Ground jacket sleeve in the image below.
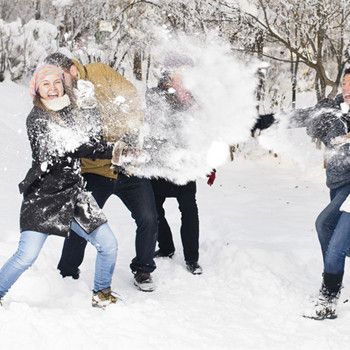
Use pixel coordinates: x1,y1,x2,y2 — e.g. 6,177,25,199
19,113,55,195
288,98,336,128
28,110,112,165
288,108,313,128
71,138,113,160
97,65,144,145
109,74,144,145
27,113,56,165
306,109,346,147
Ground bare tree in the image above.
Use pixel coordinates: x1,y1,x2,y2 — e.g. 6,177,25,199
222,0,350,101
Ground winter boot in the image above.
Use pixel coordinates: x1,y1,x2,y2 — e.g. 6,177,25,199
60,268,80,280
133,271,155,292
186,261,203,275
92,287,118,308
304,272,342,320
154,249,174,259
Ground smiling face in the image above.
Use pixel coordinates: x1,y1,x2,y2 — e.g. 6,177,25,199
342,74,350,105
37,74,64,100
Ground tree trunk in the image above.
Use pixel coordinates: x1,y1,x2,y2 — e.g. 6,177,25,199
146,52,151,85
327,66,345,99
35,0,41,20
291,54,299,109
315,71,327,102
255,30,264,113
133,50,142,81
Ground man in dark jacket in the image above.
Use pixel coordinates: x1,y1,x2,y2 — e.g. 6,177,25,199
302,68,350,320
147,63,203,275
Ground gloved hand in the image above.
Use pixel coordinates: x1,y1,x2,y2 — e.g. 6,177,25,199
206,169,216,186
112,141,150,166
74,80,97,109
111,141,128,166
120,148,150,165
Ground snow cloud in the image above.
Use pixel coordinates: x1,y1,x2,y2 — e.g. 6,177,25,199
257,113,323,170
129,31,259,184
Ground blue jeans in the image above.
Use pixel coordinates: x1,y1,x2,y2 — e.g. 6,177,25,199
58,173,157,275
0,221,117,298
316,183,350,275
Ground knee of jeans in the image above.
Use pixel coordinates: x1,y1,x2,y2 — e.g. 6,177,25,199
325,243,346,261
138,209,158,228
324,253,345,275
315,214,329,238
95,233,118,256
14,248,40,269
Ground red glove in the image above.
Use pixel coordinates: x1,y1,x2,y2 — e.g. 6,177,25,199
206,169,216,186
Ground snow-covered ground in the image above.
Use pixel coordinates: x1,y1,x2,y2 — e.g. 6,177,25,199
1,81,350,349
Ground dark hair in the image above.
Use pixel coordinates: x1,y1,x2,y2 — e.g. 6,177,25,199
343,68,350,77
45,53,73,71
158,71,172,90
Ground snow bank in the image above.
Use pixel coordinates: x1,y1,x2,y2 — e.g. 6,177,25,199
131,32,259,184
1,71,349,350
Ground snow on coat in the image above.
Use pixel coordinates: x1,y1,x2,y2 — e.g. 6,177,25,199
131,84,196,184
19,104,113,237
305,94,350,190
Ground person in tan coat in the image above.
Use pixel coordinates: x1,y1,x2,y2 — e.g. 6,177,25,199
45,53,157,292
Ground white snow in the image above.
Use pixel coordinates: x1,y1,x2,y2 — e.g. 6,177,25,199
131,33,259,184
52,0,74,7
1,82,350,350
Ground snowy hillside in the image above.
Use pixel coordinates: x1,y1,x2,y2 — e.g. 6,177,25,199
1,81,350,349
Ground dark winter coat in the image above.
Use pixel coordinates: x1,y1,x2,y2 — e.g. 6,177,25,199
19,104,113,237
305,94,350,189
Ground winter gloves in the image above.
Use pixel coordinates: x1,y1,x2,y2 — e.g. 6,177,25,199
111,141,128,166
75,80,97,109
206,169,216,186
111,141,150,167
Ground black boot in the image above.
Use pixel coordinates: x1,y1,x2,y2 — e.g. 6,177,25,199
154,249,174,258
186,261,203,275
305,272,343,320
133,271,155,292
59,268,80,280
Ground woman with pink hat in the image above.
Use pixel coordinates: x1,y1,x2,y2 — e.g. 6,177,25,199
0,64,119,308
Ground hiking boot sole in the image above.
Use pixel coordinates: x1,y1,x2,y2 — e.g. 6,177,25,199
133,281,154,292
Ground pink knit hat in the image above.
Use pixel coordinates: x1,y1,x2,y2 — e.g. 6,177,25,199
29,64,65,99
